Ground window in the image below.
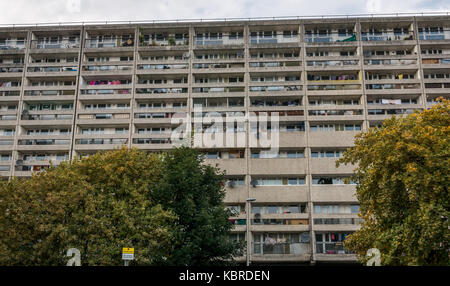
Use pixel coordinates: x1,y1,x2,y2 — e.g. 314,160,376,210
311,150,342,158
316,233,353,254
312,176,355,185
253,177,305,186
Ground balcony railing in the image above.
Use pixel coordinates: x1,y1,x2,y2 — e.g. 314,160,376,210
366,83,420,90
307,84,361,91
27,66,77,73
195,35,244,46
364,59,417,66
422,58,450,65
22,114,73,120
193,63,244,69
82,65,133,72
140,34,188,47
31,39,80,49
78,113,130,120
249,61,301,68
0,40,26,50
250,33,299,44
253,242,310,255
85,37,134,48
18,139,70,145
24,90,75,97
76,138,128,145
0,115,17,120
305,33,356,43
307,60,359,67
316,242,354,254
0,67,24,73
249,85,302,92
80,89,131,96
368,108,417,115
133,138,172,144
136,87,188,94
418,29,450,40
361,31,414,41
0,91,20,97
138,64,189,70
309,110,362,116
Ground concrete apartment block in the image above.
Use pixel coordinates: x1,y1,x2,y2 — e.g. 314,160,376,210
0,14,449,264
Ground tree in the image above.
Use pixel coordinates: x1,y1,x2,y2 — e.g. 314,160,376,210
0,147,176,265
336,98,450,265
150,146,243,266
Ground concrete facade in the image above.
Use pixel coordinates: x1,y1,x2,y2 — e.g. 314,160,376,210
1,15,449,264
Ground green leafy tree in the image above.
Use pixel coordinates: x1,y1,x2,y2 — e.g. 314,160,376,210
0,147,176,265
151,146,243,266
337,98,450,265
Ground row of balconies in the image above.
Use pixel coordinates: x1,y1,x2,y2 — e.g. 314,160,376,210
2,27,448,51
1,60,448,80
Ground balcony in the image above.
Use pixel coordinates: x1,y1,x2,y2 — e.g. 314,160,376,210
131,137,173,150
31,38,80,50
249,84,302,97
366,83,421,95
78,92,131,105
418,28,450,42
20,113,73,126
250,31,299,47
315,241,356,261
0,39,26,51
249,61,301,72
204,158,246,174
85,37,134,49
17,139,71,151
306,59,359,71
82,64,133,75
308,109,364,122
195,32,244,47
422,57,450,68
139,32,189,49
137,63,189,74
0,114,17,126
75,138,128,151
192,62,244,73
26,66,78,77
305,32,357,44
0,139,13,151
361,31,415,44
364,58,418,70
77,113,130,125
23,89,75,101
0,67,24,77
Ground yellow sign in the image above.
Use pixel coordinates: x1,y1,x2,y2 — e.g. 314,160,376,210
122,248,134,254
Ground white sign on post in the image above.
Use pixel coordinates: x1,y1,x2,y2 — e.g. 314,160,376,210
122,253,134,260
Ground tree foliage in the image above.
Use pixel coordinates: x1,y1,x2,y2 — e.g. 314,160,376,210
0,148,176,265
0,146,242,265
337,98,450,265
150,146,243,266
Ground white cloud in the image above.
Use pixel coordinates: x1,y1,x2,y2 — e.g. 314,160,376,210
0,0,448,25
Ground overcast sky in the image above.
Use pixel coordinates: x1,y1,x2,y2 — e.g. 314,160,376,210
0,0,449,25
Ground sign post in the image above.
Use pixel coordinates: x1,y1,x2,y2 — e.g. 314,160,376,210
122,247,134,266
